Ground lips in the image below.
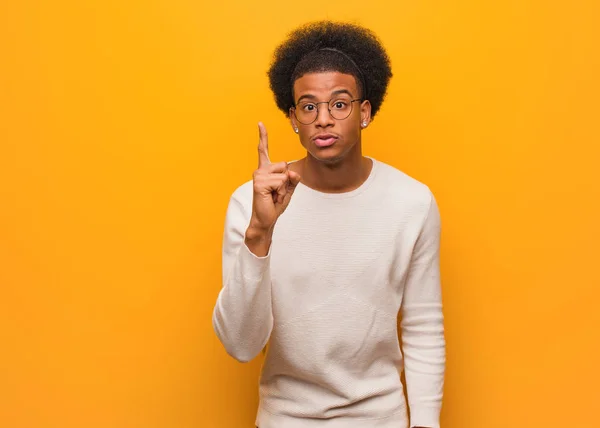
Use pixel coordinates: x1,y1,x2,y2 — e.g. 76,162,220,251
313,133,338,148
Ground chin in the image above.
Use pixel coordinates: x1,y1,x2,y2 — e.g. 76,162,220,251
308,149,347,165
307,141,356,165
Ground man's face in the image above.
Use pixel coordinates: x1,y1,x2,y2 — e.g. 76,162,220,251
290,71,371,165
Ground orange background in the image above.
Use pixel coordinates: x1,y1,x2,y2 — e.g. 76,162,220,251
1,1,599,427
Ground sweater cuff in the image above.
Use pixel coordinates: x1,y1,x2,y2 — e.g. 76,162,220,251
238,240,270,281
410,405,441,428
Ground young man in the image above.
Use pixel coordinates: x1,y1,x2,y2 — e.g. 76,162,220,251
212,21,445,428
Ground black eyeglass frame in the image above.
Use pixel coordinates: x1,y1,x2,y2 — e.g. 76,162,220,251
291,98,363,125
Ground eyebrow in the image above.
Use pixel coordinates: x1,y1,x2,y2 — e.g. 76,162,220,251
296,89,355,104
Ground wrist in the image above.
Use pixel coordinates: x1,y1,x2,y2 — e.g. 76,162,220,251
246,220,274,240
245,223,274,257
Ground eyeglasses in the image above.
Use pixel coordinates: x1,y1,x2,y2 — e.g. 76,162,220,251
292,97,362,125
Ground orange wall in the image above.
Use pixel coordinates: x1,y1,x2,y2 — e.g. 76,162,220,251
1,1,599,427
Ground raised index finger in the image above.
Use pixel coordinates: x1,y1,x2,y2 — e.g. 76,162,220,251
257,122,270,167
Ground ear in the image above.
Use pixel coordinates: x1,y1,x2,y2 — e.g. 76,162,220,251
360,100,372,128
289,107,299,133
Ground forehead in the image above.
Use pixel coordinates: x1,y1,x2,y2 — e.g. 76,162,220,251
293,71,359,100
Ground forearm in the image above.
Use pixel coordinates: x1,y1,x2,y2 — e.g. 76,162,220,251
213,232,274,363
401,302,445,428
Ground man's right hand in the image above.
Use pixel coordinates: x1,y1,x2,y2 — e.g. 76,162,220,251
245,122,301,256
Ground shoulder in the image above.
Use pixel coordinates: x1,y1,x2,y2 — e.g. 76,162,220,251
371,158,441,236
230,179,253,204
371,158,436,211
225,179,254,221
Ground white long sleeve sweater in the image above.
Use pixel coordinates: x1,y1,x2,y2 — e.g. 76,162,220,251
212,157,445,428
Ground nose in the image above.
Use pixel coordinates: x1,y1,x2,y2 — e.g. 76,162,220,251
315,103,335,128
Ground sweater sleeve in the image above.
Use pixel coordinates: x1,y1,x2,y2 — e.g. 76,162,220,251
400,191,446,428
212,187,274,363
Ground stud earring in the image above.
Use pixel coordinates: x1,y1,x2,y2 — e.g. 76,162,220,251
294,128,299,133
362,122,367,127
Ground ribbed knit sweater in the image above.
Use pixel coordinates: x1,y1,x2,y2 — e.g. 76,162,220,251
213,157,446,428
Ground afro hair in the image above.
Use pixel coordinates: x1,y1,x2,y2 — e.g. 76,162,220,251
267,20,393,120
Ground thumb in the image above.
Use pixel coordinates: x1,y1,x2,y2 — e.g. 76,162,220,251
281,170,301,208
287,170,301,191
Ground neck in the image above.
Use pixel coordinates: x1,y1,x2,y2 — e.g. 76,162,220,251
296,145,373,194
